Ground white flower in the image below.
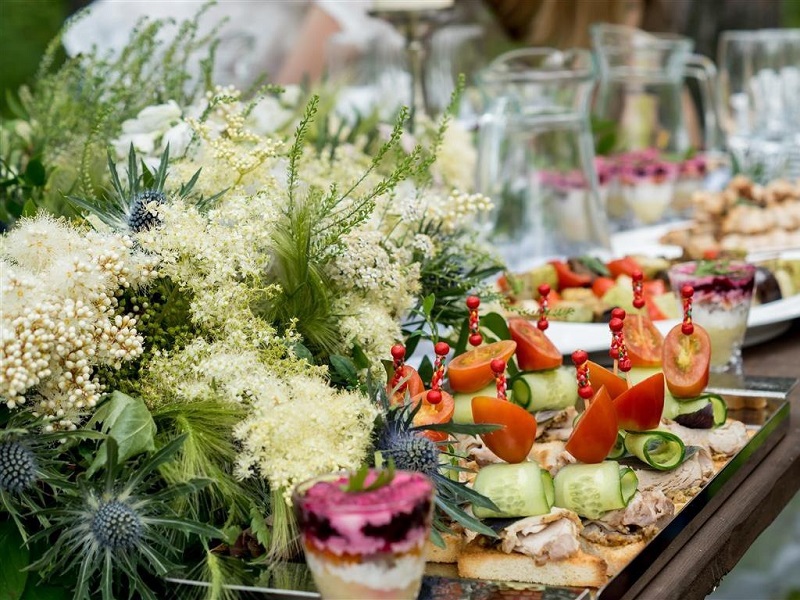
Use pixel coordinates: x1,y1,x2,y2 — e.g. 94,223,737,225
161,121,194,157
121,101,182,135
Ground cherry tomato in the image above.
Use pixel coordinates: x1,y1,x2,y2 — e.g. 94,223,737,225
662,323,711,398
586,360,628,399
623,314,664,367
387,365,425,406
410,390,455,442
592,277,616,298
550,260,592,289
471,396,537,463
613,371,664,431
447,340,517,393
565,386,618,464
507,318,563,371
607,256,643,279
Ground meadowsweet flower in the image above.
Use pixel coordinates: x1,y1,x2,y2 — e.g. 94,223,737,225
233,374,378,502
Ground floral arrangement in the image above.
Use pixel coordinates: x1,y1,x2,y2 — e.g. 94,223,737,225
0,9,503,599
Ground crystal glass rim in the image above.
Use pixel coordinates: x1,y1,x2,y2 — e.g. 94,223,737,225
668,260,756,279
483,47,594,83
590,23,693,51
292,470,435,514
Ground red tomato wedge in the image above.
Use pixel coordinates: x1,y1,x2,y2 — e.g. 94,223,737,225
550,260,592,289
607,256,643,279
447,340,517,393
387,366,425,406
592,277,616,298
586,361,628,399
662,324,711,398
565,386,618,464
508,318,563,371
613,372,664,431
622,314,664,367
471,396,537,463
410,390,455,443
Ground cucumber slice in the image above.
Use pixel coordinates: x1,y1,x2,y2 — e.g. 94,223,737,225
452,383,502,424
607,432,627,460
624,430,685,470
709,394,727,427
473,462,554,519
553,461,638,519
672,393,727,428
509,367,578,413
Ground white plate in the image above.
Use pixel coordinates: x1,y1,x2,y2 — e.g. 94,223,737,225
546,295,800,355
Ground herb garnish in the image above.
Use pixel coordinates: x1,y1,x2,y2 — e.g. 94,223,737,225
694,259,737,277
342,458,396,493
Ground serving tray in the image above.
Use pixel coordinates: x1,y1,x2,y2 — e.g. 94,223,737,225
166,376,796,600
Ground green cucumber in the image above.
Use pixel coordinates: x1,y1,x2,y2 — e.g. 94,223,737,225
628,367,682,421
673,393,727,428
473,462,554,519
509,367,578,413
452,383,501,424
624,430,685,470
553,461,638,519
607,432,627,460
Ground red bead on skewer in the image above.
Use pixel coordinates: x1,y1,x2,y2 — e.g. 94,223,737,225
491,358,508,401
389,344,406,390
632,270,645,310
428,341,451,404
681,284,695,335
466,295,483,347
571,350,594,400
608,308,626,361
537,284,551,331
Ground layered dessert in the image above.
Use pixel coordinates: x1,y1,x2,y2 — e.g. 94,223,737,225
672,155,707,216
619,157,678,226
668,261,756,373
294,470,434,599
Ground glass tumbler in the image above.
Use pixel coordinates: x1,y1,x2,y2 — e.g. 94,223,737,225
668,261,756,375
477,48,611,272
293,469,434,600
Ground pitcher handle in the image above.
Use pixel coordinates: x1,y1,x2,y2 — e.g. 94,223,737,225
684,54,722,153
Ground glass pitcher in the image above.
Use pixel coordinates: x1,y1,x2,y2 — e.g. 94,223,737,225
591,25,721,225
477,48,611,273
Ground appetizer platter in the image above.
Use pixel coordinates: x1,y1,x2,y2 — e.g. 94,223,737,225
167,291,794,599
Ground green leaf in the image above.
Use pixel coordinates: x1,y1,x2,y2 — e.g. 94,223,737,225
20,581,70,600
249,505,271,549
22,160,46,187
422,294,435,318
292,342,314,364
0,518,29,600
417,355,434,386
329,355,359,387
351,344,371,370
86,391,156,476
480,312,512,342
21,199,37,218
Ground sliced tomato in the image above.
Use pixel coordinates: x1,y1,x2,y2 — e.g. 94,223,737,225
592,276,616,298
507,318,562,371
587,361,628,399
387,365,425,406
613,372,664,431
447,340,517,393
607,256,643,279
662,324,711,398
471,396,537,463
565,386,618,464
411,390,455,442
623,314,664,367
550,260,592,290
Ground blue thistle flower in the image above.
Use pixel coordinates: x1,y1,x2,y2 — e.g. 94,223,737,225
377,429,439,477
127,190,167,232
0,441,38,494
91,500,144,551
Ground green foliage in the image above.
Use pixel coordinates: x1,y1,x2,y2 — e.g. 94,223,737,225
0,518,29,600
85,392,157,477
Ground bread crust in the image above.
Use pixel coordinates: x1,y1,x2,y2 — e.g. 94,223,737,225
579,537,646,577
456,540,608,588
424,532,462,564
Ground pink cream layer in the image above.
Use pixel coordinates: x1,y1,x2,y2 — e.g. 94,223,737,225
297,471,433,557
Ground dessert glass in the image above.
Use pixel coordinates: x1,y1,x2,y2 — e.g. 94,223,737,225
293,469,435,600
668,260,756,374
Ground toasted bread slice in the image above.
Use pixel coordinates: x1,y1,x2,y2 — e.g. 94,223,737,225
579,538,646,576
457,541,608,588
425,531,462,563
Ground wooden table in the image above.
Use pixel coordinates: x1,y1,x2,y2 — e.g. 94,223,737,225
625,320,800,600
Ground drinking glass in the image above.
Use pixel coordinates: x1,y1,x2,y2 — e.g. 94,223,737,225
717,29,800,182
476,48,611,272
293,469,435,600
668,260,756,375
